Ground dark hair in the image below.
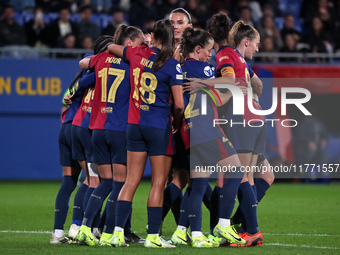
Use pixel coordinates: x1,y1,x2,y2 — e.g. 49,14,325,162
180,27,213,59
142,29,150,35
207,13,232,44
152,19,175,72
229,20,259,48
80,5,92,13
69,35,114,93
114,24,143,45
92,34,114,54
170,8,192,24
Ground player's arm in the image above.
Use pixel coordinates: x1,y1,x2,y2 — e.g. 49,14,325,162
250,73,263,96
79,56,92,70
77,72,96,90
107,44,125,58
171,85,184,133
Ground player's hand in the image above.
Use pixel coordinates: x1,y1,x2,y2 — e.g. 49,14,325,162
63,94,72,105
183,78,206,94
236,84,247,95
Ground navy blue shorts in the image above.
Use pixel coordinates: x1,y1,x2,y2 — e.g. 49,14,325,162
190,136,237,168
58,122,79,167
71,125,93,162
226,123,267,154
172,131,190,170
126,124,174,156
92,129,127,164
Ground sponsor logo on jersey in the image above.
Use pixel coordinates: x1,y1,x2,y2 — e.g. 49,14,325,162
219,56,229,62
176,63,182,73
140,105,149,111
176,74,183,80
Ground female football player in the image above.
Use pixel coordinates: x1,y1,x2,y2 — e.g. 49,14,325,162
170,27,249,247
107,19,184,248
76,26,145,246
211,19,265,246
50,54,95,244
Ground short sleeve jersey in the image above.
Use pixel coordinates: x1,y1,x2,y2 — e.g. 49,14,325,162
215,46,264,124
88,52,131,131
182,59,225,146
123,46,183,129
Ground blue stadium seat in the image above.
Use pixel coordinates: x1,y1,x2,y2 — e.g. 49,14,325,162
279,0,303,18
13,12,24,25
91,14,102,27
100,15,113,30
22,12,34,23
47,13,59,23
275,17,284,30
70,14,80,23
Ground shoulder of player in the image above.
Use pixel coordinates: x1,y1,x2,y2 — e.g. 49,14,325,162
216,48,236,61
165,57,180,65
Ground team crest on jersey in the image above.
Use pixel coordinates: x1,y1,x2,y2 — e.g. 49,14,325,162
204,66,213,77
176,63,182,73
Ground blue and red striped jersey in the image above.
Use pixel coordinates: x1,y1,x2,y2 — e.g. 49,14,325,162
89,51,130,131
215,46,264,124
123,46,183,129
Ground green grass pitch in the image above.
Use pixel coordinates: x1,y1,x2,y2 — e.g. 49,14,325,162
0,181,339,254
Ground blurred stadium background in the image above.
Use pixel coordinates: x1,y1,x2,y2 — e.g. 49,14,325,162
0,0,340,181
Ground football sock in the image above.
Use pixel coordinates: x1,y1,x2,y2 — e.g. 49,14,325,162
209,186,221,234
99,205,106,231
72,183,88,226
115,200,132,229
92,208,102,229
54,175,78,230
147,207,163,234
177,187,191,228
54,229,64,238
218,218,230,227
103,181,124,234
162,183,182,221
188,178,209,232
170,192,182,224
82,178,112,228
124,207,132,234
191,231,203,238
83,187,95,211
252,184,258,202
232,187,244,225
219,169,243,220
239,181,259,235
203,183,213,210
254,178,271,203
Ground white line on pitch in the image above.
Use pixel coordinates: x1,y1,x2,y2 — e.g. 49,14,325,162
263,233,338,237
265,243,340,250
0,230,52,234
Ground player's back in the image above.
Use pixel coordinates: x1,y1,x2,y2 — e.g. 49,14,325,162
89,51,130,131
124,46,183,129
